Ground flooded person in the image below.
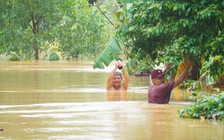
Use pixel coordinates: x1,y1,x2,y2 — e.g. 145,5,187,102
148,60,192,104
107,60,129,101
107,60,129,91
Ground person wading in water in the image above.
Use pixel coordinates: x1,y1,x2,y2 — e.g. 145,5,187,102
148,59,192,104
107,60,129,91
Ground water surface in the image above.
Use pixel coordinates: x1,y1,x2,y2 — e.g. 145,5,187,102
0,60,223,140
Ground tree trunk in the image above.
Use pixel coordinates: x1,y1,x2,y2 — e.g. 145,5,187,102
214,74,224,88
30,14,41,60
191,62,201,80
34,47,39,60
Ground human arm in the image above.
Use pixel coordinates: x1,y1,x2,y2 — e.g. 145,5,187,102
107,62,119,90
173,60,192,88
121,62,129,90
162,63,173,74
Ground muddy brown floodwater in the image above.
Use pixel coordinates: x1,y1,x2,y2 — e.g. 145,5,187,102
0,60,223,140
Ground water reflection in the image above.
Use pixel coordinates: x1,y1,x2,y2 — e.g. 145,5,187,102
107,91,128,101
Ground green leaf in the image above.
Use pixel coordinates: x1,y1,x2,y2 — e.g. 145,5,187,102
192,92,198,97
206,74,216,86
117,0,135,3
93,38,122,69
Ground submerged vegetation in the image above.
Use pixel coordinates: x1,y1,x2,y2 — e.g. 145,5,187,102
178,92,224,122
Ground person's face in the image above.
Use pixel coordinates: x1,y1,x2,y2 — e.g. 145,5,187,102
152,77,164,85
113,75,122,87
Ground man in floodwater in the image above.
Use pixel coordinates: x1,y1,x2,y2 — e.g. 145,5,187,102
107,60,129,91
148,60,192,104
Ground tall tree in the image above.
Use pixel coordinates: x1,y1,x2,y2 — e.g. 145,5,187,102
118,0,224,80
0,0,111,60
0,0,65,59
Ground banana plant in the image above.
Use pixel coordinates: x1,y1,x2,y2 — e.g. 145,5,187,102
93,0,134,69
93,38,122,69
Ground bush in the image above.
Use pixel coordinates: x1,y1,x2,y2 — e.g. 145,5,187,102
49,52,59,61
178,92,224,122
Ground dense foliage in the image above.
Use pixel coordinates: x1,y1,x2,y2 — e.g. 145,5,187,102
179,92,224,122
118,0,223,60
117,0,224,75
0,0,112,60
93,0,223,80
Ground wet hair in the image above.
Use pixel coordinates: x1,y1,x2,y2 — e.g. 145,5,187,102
114,72,122,80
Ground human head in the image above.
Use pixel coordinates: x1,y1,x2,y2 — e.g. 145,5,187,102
150,69,165,85
114,72,122,80
112,72,122,88
150,69,164,79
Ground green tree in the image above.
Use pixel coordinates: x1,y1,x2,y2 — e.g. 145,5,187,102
117,0,223,80
57,2,111,60
0,0,111,60
0,0,65,59
93,0,223,87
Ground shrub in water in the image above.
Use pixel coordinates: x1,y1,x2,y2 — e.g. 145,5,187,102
179,92,224,122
